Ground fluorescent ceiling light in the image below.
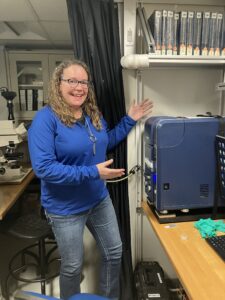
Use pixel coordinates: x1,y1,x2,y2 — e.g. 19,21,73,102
3,21,20,36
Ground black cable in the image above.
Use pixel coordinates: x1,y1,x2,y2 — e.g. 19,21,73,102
106,164,141,183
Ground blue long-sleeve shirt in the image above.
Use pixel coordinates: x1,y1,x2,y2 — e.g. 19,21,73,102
28,106,136,215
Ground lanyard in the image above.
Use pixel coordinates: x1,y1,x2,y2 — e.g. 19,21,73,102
85,117,97,155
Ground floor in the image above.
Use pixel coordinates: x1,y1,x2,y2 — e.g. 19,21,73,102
7,278,60,300
0,233,60,300
0,228,100,300
0,190,98,300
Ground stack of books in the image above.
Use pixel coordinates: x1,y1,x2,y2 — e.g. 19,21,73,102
147,9,224,56
19,88,44,111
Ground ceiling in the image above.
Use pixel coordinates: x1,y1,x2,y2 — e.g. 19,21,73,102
0,0,73,50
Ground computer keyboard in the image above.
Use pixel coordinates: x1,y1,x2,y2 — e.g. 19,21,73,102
206,235,225,261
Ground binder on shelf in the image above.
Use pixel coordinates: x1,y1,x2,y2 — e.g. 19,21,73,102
173,13,180,55
32,90,38,111
161,10,167,55
137,7,156,54
19,89,26,111
222,14,225,56
166,10,174,55
193,12,202,56
201,11,210,56
208,12,217,56
187,11,194,55
148,10,162,55
26,89,33,111
37,90,44,110
214,13,223,56
179,11,187,55
19,88,44,112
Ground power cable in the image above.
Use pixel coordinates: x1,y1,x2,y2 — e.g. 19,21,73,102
106,164,141,183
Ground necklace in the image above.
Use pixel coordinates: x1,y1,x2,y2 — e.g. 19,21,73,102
85,117,97,155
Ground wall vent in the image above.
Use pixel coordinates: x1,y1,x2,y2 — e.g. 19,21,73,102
200,184,209,198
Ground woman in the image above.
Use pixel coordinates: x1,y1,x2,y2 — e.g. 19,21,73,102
28,59,153,300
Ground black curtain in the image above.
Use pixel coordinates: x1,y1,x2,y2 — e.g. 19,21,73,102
66,0,134,299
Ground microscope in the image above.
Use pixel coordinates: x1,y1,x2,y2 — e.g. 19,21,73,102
0,87,31,183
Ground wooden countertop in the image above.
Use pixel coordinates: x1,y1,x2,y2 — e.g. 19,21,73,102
142,200,225,300
0,170,35,220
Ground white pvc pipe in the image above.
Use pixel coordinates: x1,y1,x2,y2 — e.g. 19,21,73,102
120,54,150,69
121,54,225,69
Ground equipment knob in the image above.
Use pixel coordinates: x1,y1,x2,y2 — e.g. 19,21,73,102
0,167,6,175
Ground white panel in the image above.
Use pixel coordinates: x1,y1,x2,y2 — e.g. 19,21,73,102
41,21,71,41
26,22,49,38
124,65,224,271
0,0,38,21
142,67,223,116
29,0,69,21
123,69,139,266
124,0,136,55
142,215,177,278
0,22,48,40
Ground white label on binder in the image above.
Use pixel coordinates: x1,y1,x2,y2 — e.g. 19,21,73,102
37,90,44,110
27,89,33,111
19,89,26,111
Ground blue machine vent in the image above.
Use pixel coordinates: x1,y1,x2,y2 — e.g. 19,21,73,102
200,184,209,198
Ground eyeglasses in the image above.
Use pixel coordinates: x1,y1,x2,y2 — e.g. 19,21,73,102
60,78,92,88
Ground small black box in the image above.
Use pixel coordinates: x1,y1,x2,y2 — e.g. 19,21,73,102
134,261,171,300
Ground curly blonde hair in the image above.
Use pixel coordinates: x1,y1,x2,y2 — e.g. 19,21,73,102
47,59,102,129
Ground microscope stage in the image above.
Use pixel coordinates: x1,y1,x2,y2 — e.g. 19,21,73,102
0,167,32,184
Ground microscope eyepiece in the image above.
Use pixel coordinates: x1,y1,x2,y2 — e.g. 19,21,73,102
1,91,17,101
0,87,17,120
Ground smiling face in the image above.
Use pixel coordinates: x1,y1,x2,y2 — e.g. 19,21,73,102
60,64,89,112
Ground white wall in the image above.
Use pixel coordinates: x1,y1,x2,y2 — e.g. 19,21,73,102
124,65,224,278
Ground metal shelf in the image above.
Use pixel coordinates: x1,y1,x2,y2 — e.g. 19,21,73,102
18,84,43,89
121,54,225,69
150,55,225,65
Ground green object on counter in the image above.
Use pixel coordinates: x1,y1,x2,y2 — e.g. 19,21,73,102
194,218,225,238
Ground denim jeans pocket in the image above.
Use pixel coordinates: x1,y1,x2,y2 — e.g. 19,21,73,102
45,210,89,229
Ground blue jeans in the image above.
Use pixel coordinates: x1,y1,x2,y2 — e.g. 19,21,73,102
46,196,122,300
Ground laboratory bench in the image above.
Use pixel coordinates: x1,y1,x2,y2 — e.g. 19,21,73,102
0,170,35,220
142,200,225,300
